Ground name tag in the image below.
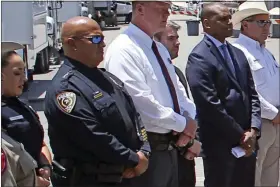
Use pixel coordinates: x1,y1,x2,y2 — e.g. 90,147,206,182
9,115,24,121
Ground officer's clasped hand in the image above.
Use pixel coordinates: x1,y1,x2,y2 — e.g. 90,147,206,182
122,151,149,179
36,176,50,187
38,167,51,180
122,168,136,179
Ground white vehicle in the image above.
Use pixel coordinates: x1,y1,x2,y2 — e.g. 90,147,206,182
114,1,132,23
47,1,81,51
87,1,132,24
1,1,80,80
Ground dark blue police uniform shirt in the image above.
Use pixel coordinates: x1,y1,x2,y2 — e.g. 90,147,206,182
1,96,44,164
44,57,149,167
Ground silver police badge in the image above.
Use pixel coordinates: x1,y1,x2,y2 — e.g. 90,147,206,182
56,92,77,113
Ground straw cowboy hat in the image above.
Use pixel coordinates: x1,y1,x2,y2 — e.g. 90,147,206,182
232,1,269,29
269,7,280,16
1,42,24,55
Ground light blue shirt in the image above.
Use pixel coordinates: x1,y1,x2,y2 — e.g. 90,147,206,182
206,34,235,75
233,33,280,120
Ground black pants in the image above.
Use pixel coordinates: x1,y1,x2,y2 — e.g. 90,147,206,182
203,150,256,187
129,148,178,187
51,163,129,187
178,155,196,187
51,173,133,187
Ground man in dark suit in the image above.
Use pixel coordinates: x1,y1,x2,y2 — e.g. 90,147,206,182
186,3,262,187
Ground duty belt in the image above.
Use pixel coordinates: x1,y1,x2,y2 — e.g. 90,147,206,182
147,132,174,151
56,158,124,174
53,158,124,184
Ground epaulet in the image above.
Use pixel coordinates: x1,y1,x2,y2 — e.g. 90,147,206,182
1,102,6,107
1,128,7,134
105,71,124,88
18,98,29,105
62,70,74,80
99,68,106,72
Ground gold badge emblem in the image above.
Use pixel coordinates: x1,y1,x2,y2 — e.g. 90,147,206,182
56,92,76,113
93,91,103,100
141,127,148,142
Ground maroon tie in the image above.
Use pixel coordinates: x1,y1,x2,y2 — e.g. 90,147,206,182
152,41,180,114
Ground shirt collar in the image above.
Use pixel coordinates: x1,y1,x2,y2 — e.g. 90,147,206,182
205,33,226,48
1,96,18,105
65,56,98,74
238,33,265,50
127,23,153,48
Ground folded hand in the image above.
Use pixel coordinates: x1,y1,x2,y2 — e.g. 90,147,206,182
176,133,191,147
133,151,149,176
36,176,50,187
122,168,136,178
184,151,196,160
182,113,197,139
38,167,51,180
240,130,257,157
188,139,202,156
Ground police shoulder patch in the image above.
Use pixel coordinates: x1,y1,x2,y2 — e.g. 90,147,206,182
56,92,77,113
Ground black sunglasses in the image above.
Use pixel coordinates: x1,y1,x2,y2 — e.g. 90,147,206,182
246,20,272,27
73,35,104,44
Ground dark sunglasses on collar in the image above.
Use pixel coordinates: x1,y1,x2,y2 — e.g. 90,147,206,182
73,35,104,44
246,20,272,27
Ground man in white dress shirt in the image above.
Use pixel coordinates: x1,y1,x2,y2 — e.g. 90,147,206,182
104,1,198,186
232,2,280,186
154,20,200,187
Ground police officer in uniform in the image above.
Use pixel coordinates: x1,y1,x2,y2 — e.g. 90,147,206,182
1,42,52,186
44,16,151,187
1,41,50,187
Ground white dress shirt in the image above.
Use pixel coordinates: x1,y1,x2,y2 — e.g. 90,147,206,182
233,34,280,120
104,23,196,134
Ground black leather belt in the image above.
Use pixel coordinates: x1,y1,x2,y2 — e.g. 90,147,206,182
147,132,174,151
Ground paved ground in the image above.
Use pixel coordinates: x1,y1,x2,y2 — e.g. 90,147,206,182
27,14,279,187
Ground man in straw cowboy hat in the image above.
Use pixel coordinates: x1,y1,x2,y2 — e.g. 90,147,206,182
104,0,199,186
186,2,261,187
232,1,280,186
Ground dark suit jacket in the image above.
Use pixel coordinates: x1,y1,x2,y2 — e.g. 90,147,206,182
174,66,190,98
186,36,261,155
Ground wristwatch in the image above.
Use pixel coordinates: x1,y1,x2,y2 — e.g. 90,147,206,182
185,139,195,149
140,150,151,159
